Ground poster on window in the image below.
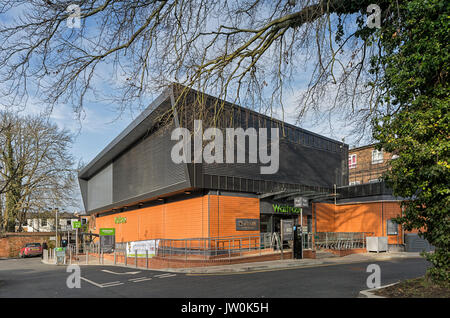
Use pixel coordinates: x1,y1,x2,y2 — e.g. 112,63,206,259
126,239,160,258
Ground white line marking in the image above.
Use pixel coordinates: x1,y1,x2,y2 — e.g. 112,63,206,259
81,277,124,288
101,281,121,285
102,283,124,288
154,273,177,278
128,277,148,281
102,269,141,275
130,278,153,283
80,277,104,288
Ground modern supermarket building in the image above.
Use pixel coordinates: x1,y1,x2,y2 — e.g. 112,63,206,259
78,85,349,245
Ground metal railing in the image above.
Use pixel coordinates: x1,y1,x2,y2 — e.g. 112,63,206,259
45,232,319,268
314,232,373,250
302,233,313,250
129,233,281,261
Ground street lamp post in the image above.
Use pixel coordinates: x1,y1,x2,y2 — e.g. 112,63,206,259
55,208,58,248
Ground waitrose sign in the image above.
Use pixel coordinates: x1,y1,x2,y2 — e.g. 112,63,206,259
272,204,302,214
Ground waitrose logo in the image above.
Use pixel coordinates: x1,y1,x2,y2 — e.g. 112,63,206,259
272,204,302,214
115,217,127,224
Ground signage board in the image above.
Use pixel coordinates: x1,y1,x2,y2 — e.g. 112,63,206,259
126,240,160,258
72,221,81,229
99,228,115,253
281,219,294,241
387,219,398,235
272,204,302,214
114,217,127,224
236,219,259,231
55,247,66,265
294,197,309,208
99,228,115,236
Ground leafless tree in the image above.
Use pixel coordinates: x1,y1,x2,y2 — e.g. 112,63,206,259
0,111,78,232
0,0,397,140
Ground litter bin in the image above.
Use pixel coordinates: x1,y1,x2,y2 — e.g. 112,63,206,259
55,247,66,265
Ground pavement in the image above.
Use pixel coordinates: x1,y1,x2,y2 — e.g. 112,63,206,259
42,251,423,274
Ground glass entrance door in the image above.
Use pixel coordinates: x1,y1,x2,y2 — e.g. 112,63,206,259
272,215,298,233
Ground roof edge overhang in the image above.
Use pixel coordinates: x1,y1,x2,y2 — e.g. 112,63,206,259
89,185,197,216
78,86,174,180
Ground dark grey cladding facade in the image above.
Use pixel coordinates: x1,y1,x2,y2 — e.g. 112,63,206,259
78,85,349,215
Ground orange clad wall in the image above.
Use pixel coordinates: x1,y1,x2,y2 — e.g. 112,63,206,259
94,194,260,242
94,196,209,243
314,203,336,233
314,201,404,244
208,195,260,238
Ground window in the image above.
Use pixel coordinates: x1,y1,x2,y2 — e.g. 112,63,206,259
25,243,41,247
349,154,357,169
67,220,71,225
372,149,384,164
41,219,47,226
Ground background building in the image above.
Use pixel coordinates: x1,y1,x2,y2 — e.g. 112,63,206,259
23,212,84,233
348,144,398,185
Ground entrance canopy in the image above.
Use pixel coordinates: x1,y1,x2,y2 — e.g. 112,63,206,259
259,189,336,203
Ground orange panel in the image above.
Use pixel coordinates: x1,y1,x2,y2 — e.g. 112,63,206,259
315,201,404,244
208,195,260,238
95,196,208,242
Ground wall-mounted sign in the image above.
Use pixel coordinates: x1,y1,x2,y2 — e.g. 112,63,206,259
294,197,309,208
126,239,160,258
99,228,115,236
387,219,398,235
114,217,127,224
236,219,259,231
72,221,81,229
99,228,115,253
281,219,294,241
272,204,302,214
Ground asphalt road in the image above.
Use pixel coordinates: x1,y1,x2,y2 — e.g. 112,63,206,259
0,256,430,298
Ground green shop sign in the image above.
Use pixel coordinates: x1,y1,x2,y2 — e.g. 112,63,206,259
99,228,115,236
114,217,127,224
72,221,81,229
272,204,302,214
